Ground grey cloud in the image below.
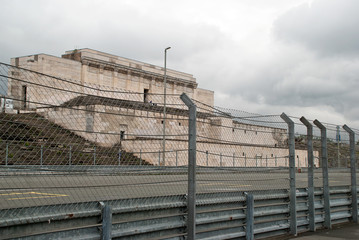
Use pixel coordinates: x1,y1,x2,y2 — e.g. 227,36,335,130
216,0,359,122
273,0,359,57
0,0,228,70
2,0,359,127
0,0,230,97
221,40,359,121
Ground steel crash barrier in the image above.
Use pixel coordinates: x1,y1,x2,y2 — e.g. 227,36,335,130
0,186,358,239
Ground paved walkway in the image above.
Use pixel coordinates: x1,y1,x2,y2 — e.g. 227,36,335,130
289,223,359,240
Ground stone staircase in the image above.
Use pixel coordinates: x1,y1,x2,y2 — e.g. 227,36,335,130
0,113,150,165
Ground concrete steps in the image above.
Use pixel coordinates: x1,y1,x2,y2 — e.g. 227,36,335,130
0,113,150,165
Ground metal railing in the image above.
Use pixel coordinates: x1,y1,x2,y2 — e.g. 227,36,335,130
0,62,358,239
1,186,357,239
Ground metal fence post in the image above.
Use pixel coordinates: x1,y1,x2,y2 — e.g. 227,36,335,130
245,154,247,167
300,117,316,231
93,146,96,165
5,142,8,166
280,113,297,236
180,93,197,240
69,146,72,166
275,156,277,167
245,193,254,240
206,150,209,166
176,150,178,167
220,153,222,167
266,155,268,167
314,119,331,229
139,149,142,166
118,149,121,166
343,125,358,223
40,145,43,166
158,150,161,166
233,153,235,167
99,202,112,240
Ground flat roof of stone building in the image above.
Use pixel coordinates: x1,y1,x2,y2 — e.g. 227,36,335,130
62,48,196,83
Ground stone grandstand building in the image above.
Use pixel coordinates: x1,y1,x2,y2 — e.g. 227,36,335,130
7,49,318,166
9,48,213,109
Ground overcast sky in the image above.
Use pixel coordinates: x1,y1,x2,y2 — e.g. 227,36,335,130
1,0,359,129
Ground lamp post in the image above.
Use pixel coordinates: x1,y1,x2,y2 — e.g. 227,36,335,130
337,125,340,167
162,47,171,166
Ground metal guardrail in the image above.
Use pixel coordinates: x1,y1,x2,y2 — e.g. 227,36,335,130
1,63,359,239
1,185,357,239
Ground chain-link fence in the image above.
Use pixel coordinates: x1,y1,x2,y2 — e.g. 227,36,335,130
192,100,293,195
1,62,359,238
0,62,194,210
291,116,355,188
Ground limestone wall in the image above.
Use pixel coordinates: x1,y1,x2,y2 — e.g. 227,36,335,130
194,88,214,108
63,48,197,83
9,49,214,111
37,105,319,167
9,55,82,109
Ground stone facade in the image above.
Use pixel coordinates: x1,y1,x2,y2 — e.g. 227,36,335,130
36,99,319,167
8,49,214,110
8,49,319,167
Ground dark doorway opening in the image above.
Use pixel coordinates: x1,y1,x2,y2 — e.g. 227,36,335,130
144,89,149,103
120,131,125,140
22,85,27,109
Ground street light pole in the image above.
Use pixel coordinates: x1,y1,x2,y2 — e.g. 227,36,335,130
337,125,340,167
162,47,171,166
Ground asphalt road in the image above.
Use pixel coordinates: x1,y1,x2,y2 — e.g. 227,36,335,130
0,167,355,209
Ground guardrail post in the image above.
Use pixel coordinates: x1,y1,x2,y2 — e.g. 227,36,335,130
245,193,254,240
313,119,331,229
343,124,358,223
180,93,197,240
99,202,112,240
280,113,297,236
300,117,316,231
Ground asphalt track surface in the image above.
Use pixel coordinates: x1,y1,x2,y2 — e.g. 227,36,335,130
0,167,356,209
